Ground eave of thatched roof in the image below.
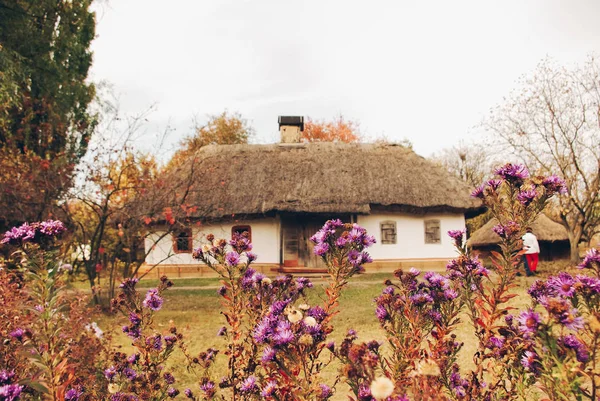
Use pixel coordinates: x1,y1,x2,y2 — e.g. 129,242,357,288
153,142,483,220
467,214,569,247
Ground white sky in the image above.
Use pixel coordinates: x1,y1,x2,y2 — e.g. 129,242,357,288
90,0,600,159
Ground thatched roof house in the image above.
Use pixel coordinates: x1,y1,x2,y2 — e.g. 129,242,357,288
468,214,570,260
167,142,483,219
143,117,483,275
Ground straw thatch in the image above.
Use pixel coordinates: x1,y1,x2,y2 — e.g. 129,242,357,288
468,214,569,247
156,142,483,220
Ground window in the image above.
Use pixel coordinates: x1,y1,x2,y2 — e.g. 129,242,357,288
232,225,252,242
173,229,193,253
380,221,397,244
424,219,441,244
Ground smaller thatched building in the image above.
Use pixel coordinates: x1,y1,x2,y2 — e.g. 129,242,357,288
468,214,570,260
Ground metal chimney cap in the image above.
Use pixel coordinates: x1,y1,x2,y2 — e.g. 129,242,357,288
278,116,304,131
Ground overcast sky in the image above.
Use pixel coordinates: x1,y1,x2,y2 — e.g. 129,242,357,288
90,0,600,159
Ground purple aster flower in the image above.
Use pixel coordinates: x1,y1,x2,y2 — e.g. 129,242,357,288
0,383,24,401
361,234,376,247
217,326,227,336
443,288,459,301
314,242,329,256
261,380,277,397
273,324,294,346
542,175,567,195
410,292,434,306
246,252,257,262
492,221,521,239
9,328,24,341
335,236,349,248
517,188,537,206
164,335,177,347
375,305,388,321
347,249,361,266
548,272,576,298
261,346,276,362
324,219,344,230
471,184,485,199
487,336,505,349
318,384,333,399
528,280,553,301
128,312,142,325
142,289,163,311
123,325,141,340
252,316,272,343
38,220,66,236
540,297,584,330
119,277,139,290
127,353,139,364
295,277,312,290
123,367,137,380
494,163,529,183
65,387,83,401
560,334,589,363
518,309,541,335
447,229,465,246
164,372,175,384
104,366,117,381
310,229,329,244
357,383,372,399
240,376,257,393
225,251,240,267
146,334,163,351
579,248,600,270
192,247,204,260
307,306,327,322
200,381,216,397
360,251,373,264
576,275,600,295
217,285,227,296
184,388,193,398
521,350,541,374
487,179,502,191
1,223,37,245
0,371,15,386
167,387,179,398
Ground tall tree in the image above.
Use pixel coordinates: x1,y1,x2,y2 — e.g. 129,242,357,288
0,0,97,226
301,115,361,143
485,56,600,262
432,141,492,189
432,142,495,235
168,111,254,168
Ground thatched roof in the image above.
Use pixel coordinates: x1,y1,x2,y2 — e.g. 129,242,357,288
156,142,483,220
468,214,569,247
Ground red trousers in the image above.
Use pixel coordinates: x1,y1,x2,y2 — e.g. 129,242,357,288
525,253,539,272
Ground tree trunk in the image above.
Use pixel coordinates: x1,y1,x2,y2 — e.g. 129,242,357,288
567,226,583,263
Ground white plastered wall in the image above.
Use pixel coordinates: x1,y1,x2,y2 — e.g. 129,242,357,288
145,217,280,265
357,212,465,260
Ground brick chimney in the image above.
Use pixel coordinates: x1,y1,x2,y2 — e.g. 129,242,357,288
278,116,304,143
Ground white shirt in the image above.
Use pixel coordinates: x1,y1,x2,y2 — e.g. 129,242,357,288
522,232,540,254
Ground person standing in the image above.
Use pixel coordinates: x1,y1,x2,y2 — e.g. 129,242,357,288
522,227,540,276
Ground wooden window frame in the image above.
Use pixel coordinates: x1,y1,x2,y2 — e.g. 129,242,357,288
380,220,397,245
232,225,252,242
424,219,441,244
173,228,193,253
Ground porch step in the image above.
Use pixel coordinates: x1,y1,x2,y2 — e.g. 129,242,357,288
271,266,328,275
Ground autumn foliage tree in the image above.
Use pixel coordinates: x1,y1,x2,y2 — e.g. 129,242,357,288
63,103,200,304
0,0,97,227
301,115,361,143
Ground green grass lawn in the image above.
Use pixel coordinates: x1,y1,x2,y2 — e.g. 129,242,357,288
93,272,542,400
